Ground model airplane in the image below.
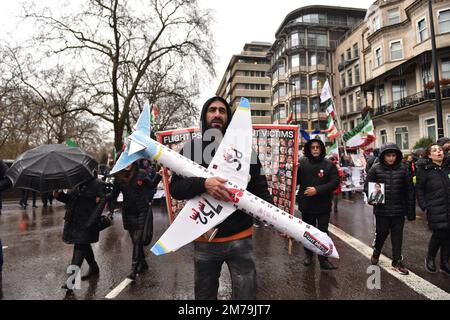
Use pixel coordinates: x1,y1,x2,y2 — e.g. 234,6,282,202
111,98,339,259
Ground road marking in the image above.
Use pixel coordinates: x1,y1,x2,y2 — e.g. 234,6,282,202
329,224,450,300
105,278,133,299
2,246,8,249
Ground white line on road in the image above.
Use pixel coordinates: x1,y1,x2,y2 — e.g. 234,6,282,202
329,224,450,300
2,246,8,249
105,278,133,299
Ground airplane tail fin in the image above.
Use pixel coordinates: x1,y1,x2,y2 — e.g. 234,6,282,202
110,103,153,175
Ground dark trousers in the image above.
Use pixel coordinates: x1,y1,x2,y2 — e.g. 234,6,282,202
0,238,3,272
0,191,2,211
373,216,405,263
194,237,256,300
428,229,450,264
20,190,36,206
128,230,145,269
71,244,96,268
302,212,331,262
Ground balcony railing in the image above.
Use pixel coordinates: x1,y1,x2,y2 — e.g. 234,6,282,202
373,88,450,116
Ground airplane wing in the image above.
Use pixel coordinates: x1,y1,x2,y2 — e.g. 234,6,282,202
151,98,253,255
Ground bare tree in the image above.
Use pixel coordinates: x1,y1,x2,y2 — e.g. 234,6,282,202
22,0,215,151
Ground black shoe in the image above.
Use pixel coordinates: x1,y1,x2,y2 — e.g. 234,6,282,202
392,261,409,275
440,263,450,276
81,264,99,281
425,257,437,273
137,260,149,273
320,259,338,270
303,255,313,266
127,270,137,280
371,249,381,265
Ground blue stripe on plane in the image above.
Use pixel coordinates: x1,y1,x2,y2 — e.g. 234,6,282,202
151,242,168,256
239,97,250,109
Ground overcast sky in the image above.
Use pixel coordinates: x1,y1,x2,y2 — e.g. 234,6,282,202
1,0,374,109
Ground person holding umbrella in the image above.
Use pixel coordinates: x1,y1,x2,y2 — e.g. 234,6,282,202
53,172,106,290
111,161,162,280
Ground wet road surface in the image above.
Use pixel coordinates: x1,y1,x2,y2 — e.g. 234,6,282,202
0,194,448,300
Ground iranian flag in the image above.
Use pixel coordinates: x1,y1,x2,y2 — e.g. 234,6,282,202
151,104,159,125
326,141,339,159
343,113,376,149
322,116,340,140
320,80,336,119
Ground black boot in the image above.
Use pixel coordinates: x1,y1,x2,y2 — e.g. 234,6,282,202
440,247,450,276
319,257,338,270
81,263,99,281
62,247,84,290
127,245,140,280
137,245,148,273
371,249,381,265
425,256,437,273
303,254,313,266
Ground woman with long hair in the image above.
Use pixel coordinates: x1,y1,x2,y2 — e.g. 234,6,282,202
112,161,161,280
416,143,450,275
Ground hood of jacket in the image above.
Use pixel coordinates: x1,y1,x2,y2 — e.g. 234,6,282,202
379,143,403,167
200,96,232,136
303,139,326,162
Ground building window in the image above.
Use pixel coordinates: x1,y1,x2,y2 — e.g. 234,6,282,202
442,58,450,79
278,62,285,75
438,8,450,34
373,16,381,31
355,91,362,109
293,98,308,113
390,40,403,61
425,118,437,141
340,72,346,88
346,48,352,60
355,64,360,84
380,129,388,145
310,53,317,66
308,32,328,47
421,64,432,87
377,86,385,107
311,97,319,112
291,54,300,68
417,17,428,42
341,54,345,63
388,9,400,25
291,33,299,47
392,80,406,102
348,94,354,113
347,69,353,86
342,97,347,114
395,127,409,150
353,43,359,58
375,47,383,66
278,85,286,97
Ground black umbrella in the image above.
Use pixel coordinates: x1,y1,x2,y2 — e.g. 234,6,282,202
6,144,98,193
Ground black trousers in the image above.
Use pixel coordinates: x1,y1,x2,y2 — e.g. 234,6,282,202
71,244,96,268
373,216,405,262
428,229,450,262
302,212,331,261
128,230,145,268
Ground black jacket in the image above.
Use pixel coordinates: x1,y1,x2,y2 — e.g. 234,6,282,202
169,96,272,238
57,178,106,244
416,157,450,230
365,143,415,219
113,167,161,230
296,139,340,215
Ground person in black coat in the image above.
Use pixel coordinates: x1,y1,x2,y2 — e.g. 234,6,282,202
53,176,106,290
415,143,450,275
0,160,8,215
112,161,162,280
365,143,415,275
169,96,272,300
296,139,340,270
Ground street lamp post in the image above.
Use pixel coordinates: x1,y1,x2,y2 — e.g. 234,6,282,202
428,0,444,138
289,82,298,125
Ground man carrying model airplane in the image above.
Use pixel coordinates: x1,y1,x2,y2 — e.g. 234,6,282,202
169,96,273,300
